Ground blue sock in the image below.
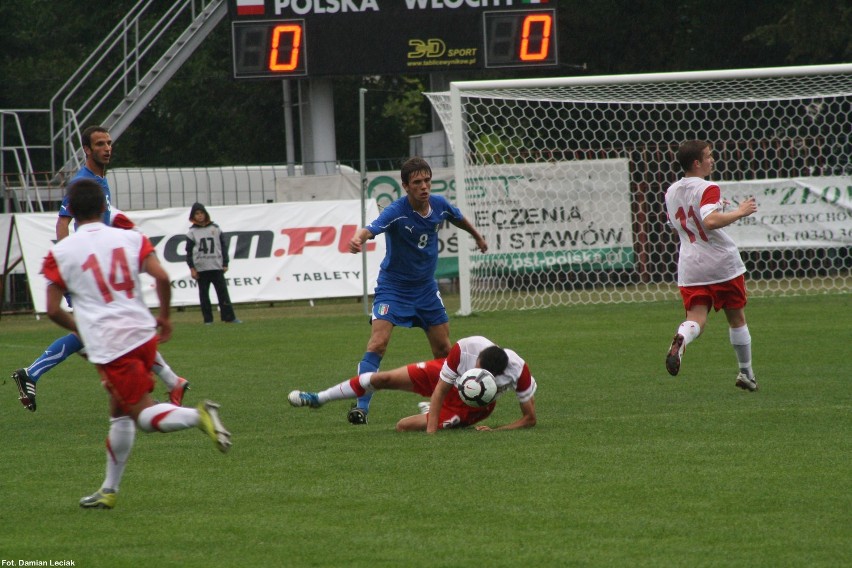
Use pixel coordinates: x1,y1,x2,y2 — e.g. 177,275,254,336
27,333,84,382
355,352,382,411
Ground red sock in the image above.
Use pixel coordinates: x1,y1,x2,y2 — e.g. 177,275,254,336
349,376,366,397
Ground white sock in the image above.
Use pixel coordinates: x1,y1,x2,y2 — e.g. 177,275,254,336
677,320,702,347
103,416,135,492
359,372,377,391
729,325,753,378
137,403,199,433
317,374,370,405
152,352,179,389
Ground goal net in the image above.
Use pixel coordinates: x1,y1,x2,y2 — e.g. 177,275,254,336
425,64,852,314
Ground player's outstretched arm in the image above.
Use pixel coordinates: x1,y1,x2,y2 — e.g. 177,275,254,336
348,227,375,254
56,216,72,241
450,217,488,253
143,253,172,343
475,397,537,432
704,197,757,230
46,284,77,332
426,380,453,434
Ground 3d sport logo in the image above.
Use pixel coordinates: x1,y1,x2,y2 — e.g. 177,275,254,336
149,225,376,263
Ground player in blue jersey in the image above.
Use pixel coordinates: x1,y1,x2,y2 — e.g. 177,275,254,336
346,157,488,424
56,126,114,239
11,126,189,412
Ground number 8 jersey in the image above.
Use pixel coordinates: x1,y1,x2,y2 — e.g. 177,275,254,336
42,222,158,364
664,177,746,286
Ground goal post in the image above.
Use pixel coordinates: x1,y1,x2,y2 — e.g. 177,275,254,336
426,64,852,315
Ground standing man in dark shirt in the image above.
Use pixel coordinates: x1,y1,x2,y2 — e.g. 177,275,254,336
186,203,241,325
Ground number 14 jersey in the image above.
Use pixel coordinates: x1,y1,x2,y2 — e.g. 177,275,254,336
42,222,158,364
664,177,746,287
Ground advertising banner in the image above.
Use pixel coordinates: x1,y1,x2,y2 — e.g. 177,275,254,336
719,176,852,249
14,200,383,313
365,159,635,275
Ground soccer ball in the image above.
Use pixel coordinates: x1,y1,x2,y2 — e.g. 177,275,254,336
456,368,498,407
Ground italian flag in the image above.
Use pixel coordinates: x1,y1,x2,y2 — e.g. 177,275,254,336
236,0,264,16
522,0,549,4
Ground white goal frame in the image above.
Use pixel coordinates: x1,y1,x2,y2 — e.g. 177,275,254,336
426,64,852,315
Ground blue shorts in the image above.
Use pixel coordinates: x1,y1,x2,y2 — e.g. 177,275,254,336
372,281,448,330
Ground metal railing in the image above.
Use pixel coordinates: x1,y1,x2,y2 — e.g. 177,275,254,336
1,0,227,213
50,0,226,176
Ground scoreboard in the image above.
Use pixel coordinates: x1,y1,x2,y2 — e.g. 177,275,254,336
229,1,559,79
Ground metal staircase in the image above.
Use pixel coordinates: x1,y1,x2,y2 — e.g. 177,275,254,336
1,0,227,212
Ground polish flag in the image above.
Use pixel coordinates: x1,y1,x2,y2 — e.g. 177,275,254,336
236,0,264,16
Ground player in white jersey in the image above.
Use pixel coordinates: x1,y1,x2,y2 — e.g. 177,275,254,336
42,179,231,510
11,126,188,412
663,140,759,391
288,335,537,432
11,209,189,411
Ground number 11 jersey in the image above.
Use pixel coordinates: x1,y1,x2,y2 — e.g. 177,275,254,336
664,177,746,287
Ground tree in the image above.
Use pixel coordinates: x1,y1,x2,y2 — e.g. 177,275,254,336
333,75,430,170
744,0,852,65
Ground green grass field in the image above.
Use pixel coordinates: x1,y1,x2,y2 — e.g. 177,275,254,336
1,293,849,567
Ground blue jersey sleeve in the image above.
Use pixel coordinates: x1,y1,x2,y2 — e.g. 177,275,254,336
365,200,407,237
432,195,464,223
59,167,112,225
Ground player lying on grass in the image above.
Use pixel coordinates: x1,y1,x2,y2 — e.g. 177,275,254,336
289,335,537,433
42,179,231,510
